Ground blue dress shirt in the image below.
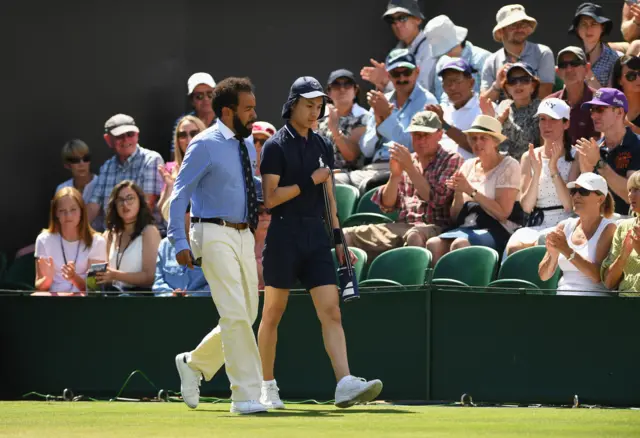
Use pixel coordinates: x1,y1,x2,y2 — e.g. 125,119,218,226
360,84,438,163
168,120,257,254
153,237,210,296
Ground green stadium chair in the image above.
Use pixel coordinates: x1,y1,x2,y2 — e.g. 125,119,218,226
0,280,33,292
4,254,35,288
331,247,368,283
335,184,359,226
553,75,565,93
342,213,394,228
431,246,499,289
485,278,540,294
355,188,399,221
359,247,431,287
429,278,472,292
497,246,560,294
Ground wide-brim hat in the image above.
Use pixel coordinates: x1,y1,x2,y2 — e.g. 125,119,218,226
463,115,508,143
568,2,612,35
492,4,538,42
425,15,469,58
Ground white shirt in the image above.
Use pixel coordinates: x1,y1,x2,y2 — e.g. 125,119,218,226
35,231,107,292
440,94,486,161
56,175,98,202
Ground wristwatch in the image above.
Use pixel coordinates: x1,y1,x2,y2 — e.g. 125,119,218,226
568,251,576,262
595,159,606,170
442,121,451,131
470,189,478,198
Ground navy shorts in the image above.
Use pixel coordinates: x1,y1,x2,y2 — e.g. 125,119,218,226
262,216,337,291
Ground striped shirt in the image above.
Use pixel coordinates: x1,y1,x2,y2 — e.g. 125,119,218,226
372,146,463,226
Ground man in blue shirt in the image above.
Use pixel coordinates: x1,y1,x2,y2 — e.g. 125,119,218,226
344,49,437,193
258,76,383,411
167,77,266,415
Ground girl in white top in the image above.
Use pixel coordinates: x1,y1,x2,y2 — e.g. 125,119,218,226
34,187,107,296
506,98,581,256
98,181,161,291
539,173,617,296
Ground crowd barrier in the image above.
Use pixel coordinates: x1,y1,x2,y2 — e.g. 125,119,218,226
1,287,638,406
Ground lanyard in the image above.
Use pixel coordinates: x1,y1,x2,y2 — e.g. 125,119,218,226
60,235,81,265
115,232,133,271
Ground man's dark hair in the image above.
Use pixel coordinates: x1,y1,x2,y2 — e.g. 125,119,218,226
212,77,254,116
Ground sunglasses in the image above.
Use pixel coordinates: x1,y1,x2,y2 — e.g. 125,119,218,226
570,187,601,197
113,131,137,141
625,71,640,82
330,81,355,90
589,106,610,114
558,60,585,69
506,75,533,86
193,92,214,101
177,129,200,140
67,154,91,164
385,14,410,25
389,68,414,79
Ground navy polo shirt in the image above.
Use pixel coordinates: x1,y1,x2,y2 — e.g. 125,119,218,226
599,127,640,215
260,123,335,218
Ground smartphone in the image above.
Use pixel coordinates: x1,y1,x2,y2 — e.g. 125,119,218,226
86,263,108,292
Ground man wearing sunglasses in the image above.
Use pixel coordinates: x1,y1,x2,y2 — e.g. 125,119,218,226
361,0,436,94
351,49,437,193
87,114,164,230
550,47,599,145
170,72,217,159
577,88,640,216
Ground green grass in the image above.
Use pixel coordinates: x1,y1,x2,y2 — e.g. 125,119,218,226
1,401,639,437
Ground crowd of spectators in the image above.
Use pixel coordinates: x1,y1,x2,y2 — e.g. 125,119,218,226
31,1,640,296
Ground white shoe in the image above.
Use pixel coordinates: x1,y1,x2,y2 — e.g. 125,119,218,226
230,400,268,414
260,380,285,409
175,353,202,409
334,375,383,409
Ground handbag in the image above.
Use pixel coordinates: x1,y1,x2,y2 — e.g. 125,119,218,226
525,205,564,228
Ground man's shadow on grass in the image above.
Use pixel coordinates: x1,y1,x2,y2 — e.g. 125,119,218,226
198,407,415,418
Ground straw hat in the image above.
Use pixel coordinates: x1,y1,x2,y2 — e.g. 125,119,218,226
492,4,537,42
463,115,507,143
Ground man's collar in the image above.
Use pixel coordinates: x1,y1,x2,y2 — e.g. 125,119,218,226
407,32,426,51
502,41,530,61
117,145,140,165
217,119,236,140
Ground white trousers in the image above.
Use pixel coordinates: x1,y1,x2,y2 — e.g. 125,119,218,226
187,222,262,401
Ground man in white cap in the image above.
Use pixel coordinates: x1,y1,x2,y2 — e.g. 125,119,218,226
87,114,164,228
361,0,436,94
424,15,490,104
170,72,217,158
480,4,555,103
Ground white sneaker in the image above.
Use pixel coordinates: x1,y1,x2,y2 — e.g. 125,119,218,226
230,400,268,414
334,375,383,408
260,380,285,409
175,353,202,409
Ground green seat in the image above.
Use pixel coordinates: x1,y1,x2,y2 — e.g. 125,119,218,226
342,213,394,228
356,188,399,221
335,184,360,226
331,247,368,283
0,280,33,292
430,278,472,292
499,246,560,293
553,75,565,93
4,254,35,288
432,246,499,288
359,278,405,289
485,278,540,294
362,247,431,286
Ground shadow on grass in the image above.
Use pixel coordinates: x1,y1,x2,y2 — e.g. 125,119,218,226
196,407,415,417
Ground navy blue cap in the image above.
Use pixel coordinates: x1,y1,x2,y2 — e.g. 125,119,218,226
382,0,424,20
281,76,329,120
506,62,536,78
438,58,477,76
253,176,264,204
385,48,416,72
327,69,356,86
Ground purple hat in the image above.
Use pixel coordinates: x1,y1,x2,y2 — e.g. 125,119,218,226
581,87,629,113
438,58,477,76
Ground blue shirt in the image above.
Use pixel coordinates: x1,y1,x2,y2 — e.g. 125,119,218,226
361,84,438,162
260,123,334,218
168,120,257,253
434,41,491,105
152,237,210,296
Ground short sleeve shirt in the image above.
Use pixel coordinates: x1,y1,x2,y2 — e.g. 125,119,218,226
317,104,369,170
599,127,640,215
260,123,334,218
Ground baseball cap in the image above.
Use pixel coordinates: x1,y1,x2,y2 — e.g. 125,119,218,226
252,121,277,138
567,172,608,196
407,111,443,133
581,87,629,112
187,72,216,95
438,58,477,76
382,0,424,20
281,76,328,119
535,98,571,120
505,62,536,78
104,114,139,136
327,69,356,86
556,46,587,65
385,48,416,72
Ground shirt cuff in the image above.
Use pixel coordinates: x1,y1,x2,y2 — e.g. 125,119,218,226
377,116,396,139
173,238,191,254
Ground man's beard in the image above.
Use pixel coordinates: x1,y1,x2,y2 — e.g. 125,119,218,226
233,113,253,138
